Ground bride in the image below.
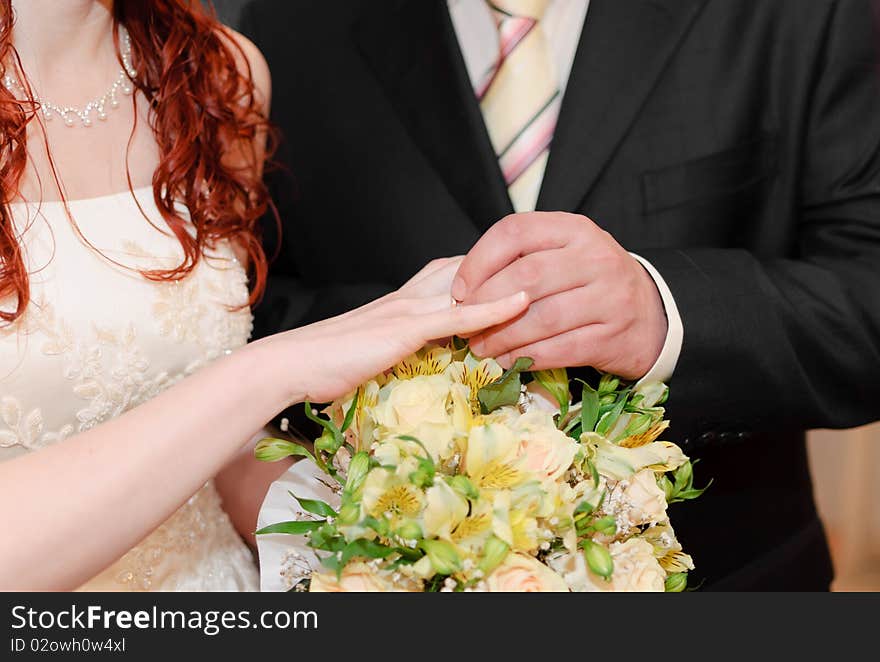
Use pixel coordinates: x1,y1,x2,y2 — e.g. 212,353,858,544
0,0,528,590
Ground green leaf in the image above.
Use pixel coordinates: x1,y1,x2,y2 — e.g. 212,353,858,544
253,438,316,463
341,539,397,566
291,492,338,518
586,458,600,489
477,357,534,413
670,480,713,503
596,389,631,438
255,520,324,536
533,368,570,419
580,383,599,432
320,553,345,579
340,388,359,433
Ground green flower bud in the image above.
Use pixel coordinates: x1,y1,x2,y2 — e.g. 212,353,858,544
674,460,694,491
421,539,463,576
409,467,434,489
315,429,341,454
658,474,674,502
598,375,620,394
599,393,617,406
583,540,614,580
592,516,617,536
479,535,510,575
665,572,688,592
449,475,480,500
344,451,371,493
253,438,305,463
395,520,423,541
335,502,361,526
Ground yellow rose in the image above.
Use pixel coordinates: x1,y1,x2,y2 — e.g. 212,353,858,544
620,469,668,526
373,375,453,434
514,410,579,483
486,553,569,592
309,562,418,592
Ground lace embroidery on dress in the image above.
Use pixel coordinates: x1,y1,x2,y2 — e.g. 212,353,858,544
0,193,258,589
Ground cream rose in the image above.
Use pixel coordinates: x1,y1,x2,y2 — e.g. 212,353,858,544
309,562,417,592
372,375,452,434
514,410,579,483
607,538,666,592
546,538,666,592
485,553,569,592
621,469,668,526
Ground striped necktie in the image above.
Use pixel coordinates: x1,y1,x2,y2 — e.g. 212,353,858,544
478,0,559,212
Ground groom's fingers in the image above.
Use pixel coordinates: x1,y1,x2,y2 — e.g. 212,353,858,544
469,285,606,357
452,212,596,301
495,324,609,372
464,247,590,305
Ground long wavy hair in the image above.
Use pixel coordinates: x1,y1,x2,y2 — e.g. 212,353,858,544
0,0,277,324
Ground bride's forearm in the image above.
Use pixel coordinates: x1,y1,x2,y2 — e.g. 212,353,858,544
0,337,303,591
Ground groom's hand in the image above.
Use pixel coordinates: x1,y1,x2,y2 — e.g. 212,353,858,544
452,212,667,379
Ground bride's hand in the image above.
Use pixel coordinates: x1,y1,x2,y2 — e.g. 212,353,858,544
258,257,529,404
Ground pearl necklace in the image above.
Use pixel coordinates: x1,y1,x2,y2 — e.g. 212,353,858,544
3,26,137,128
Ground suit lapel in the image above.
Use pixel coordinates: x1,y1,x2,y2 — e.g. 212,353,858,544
538,0,709,214
354,0,513,231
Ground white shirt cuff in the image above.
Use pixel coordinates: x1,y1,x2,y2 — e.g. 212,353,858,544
629,253,683,385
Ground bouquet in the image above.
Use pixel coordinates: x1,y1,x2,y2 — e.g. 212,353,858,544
255,342,707,592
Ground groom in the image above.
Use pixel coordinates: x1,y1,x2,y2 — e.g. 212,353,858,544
240,0,880,590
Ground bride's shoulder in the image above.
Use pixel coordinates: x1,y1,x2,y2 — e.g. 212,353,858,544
215,26,272,113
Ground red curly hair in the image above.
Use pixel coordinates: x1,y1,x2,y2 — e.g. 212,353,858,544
0,0,276,324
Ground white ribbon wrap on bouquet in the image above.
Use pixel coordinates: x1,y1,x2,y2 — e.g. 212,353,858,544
256,459,341,592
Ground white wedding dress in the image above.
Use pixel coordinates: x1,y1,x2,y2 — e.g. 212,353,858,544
0,186,259,591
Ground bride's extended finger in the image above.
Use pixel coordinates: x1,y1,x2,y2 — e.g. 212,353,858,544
418,291,529,340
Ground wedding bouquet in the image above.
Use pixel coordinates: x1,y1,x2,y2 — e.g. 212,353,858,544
255,342,707,592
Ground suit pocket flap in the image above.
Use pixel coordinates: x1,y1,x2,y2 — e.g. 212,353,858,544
642,133,778,215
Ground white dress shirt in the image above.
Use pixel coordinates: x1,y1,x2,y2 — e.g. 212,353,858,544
448,0,683,384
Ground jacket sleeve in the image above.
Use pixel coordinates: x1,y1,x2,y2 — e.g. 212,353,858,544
638,0,880,434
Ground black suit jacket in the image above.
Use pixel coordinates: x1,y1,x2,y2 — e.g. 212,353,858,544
241,0,880,590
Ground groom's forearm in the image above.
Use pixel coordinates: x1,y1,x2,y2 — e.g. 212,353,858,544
637,244,880,435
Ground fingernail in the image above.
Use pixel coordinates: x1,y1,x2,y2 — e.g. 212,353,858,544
451,276,467,301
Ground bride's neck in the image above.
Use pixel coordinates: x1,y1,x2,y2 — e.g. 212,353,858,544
11,0,116,83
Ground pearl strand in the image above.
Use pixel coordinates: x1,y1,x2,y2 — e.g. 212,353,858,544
2,26,137,128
